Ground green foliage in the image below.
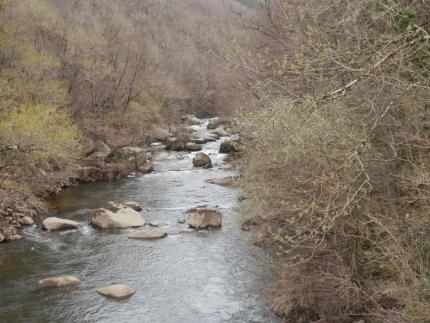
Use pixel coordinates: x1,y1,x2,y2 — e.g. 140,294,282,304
0,104,81,165
390,3,416,32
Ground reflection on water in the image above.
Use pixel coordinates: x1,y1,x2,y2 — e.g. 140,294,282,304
0,124,279,323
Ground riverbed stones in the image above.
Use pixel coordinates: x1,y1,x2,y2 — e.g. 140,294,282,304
128,230,167,240
104,201,142,212
193,153,212,168
139,160,153,174
153,152,184,161
123,202,142,211
39,276,81,288
206,176,239,187
106,147,148,163
96,284,135,299
21,216,34,225
104,201,124,212
185,142,202,151
186,208,223,229
182,114,204,126
207,117,231,130
0,232,4,242
211,126,229,137
42,217,80,231
219,140,240,154
90,207,145,229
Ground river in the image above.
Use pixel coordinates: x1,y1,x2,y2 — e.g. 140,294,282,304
0,122,279,323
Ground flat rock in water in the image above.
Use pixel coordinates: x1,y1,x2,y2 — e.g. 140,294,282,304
96,284,135,299
186,209,223,229
42,217,80,231
128,230,167,240
39,276,81,287
206,176,239,187
91,208,145,229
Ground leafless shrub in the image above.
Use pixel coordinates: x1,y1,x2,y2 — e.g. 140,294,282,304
234,0,430,321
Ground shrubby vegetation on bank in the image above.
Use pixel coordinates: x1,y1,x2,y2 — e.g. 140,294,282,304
235,0,430,321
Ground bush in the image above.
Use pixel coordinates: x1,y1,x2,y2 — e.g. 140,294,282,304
237,0,430,321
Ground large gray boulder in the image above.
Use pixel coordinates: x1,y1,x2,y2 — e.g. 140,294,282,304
39,276,81,288
186,209,223,229
42,217,80,231
192,153,212,168
90,208,145,229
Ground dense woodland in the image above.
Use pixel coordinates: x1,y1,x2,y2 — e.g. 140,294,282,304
1,0,430,322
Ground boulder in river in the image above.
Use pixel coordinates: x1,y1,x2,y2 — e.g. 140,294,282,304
192,153,212,168
128,230,167,240
39,276,81,288
42,217,80,231
206,176,240,187
185,142,202,152
207,117,231,130
181,114,204,126
90,208,145,229
138,160,153,174
21,216,34,225
211,126,230,137
186,208,223,229
219,140,240,154
96,284,135,299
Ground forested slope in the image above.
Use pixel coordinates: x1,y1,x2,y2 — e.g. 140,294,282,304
0,0,254,241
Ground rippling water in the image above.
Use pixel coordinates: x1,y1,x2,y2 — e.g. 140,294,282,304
0,123,279,323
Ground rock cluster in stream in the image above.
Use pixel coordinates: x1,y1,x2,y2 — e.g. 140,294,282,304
0,201,37,242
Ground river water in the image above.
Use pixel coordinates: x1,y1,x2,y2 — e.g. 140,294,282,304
0,123,279,323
